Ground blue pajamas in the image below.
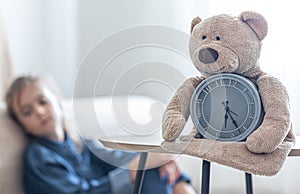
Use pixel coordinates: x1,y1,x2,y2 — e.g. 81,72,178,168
141,168,190,194
23,135,190,194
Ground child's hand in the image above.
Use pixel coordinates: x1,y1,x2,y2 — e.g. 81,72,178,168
159,158,181,185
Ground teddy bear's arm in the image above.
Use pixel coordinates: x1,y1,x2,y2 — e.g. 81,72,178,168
246,74,294,153
162,77,203,141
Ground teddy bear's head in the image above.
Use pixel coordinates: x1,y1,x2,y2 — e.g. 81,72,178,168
189,11,268,78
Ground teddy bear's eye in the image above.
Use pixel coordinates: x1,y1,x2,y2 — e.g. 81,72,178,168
216,36,221,41
202,35,207,40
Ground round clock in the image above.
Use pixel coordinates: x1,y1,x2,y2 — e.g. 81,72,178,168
190,73,264,142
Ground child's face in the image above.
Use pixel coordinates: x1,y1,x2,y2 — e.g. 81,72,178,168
12,82,64,139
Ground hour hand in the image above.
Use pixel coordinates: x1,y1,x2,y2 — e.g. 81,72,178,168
228,109,238,116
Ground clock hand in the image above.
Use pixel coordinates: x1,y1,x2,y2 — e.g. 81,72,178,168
222,101,230,128
222,101,228,128
232,120,238,128
224,112,228,128
227,111,238,128
222,101,238,116
222,101,228,108
228,109,238,116
222,100,239,128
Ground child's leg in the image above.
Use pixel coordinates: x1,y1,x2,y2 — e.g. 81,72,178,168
173,173,196,194
141,168,172,194
173,181,197,194
141,169,196,194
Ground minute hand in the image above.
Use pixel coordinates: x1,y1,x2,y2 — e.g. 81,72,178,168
224,112,228,128
227,111,238,128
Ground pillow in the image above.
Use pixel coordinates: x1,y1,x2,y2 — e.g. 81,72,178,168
0,102,27,194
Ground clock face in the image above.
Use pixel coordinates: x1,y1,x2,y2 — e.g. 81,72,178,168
190,73,264,142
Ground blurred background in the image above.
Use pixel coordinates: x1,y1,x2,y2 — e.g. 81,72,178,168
1,0,300,193
1,0,299,131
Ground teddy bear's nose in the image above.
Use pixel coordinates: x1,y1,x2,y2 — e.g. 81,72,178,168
198,48,219,64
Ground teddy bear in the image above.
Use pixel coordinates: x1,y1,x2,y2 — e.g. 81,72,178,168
161,11,296,176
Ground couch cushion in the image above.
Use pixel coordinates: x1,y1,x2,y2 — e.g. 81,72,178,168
0,102,27,194
68,95,165,139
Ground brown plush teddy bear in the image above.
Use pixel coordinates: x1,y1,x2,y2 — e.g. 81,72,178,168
161,11,296,176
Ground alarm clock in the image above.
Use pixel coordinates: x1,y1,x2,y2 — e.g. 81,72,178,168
190,73,264,142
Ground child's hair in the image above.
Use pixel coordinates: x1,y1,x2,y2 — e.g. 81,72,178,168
6,75,82,149
6,75,39,122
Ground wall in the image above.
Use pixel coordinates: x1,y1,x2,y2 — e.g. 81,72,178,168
74,0,209,103
1,0,210,101
0,0,78,97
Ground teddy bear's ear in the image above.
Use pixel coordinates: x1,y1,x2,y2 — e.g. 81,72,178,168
239,11,268,41
191,16,202,33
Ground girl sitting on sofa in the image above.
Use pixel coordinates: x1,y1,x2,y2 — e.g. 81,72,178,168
5,75,196,194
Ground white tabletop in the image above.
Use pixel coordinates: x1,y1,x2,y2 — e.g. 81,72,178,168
99,134,165,153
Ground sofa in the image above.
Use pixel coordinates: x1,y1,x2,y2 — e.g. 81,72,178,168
0,101,27,194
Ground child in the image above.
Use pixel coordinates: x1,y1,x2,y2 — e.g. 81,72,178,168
6,75,196,194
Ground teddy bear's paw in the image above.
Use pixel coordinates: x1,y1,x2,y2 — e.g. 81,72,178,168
246,132,279,153
246,119,291,153
162,111,187,141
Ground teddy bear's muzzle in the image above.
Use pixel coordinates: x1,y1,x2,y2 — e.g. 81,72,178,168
198,48,219,64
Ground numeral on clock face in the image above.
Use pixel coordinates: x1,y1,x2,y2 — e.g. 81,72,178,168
198,112,202,118
197,98,203,104
229,79,238,87
216,79,225,86
203,85,212,93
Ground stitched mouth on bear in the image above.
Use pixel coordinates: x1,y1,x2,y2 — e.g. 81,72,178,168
198,48,219,64
207,66,225,74
214,66,225,72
